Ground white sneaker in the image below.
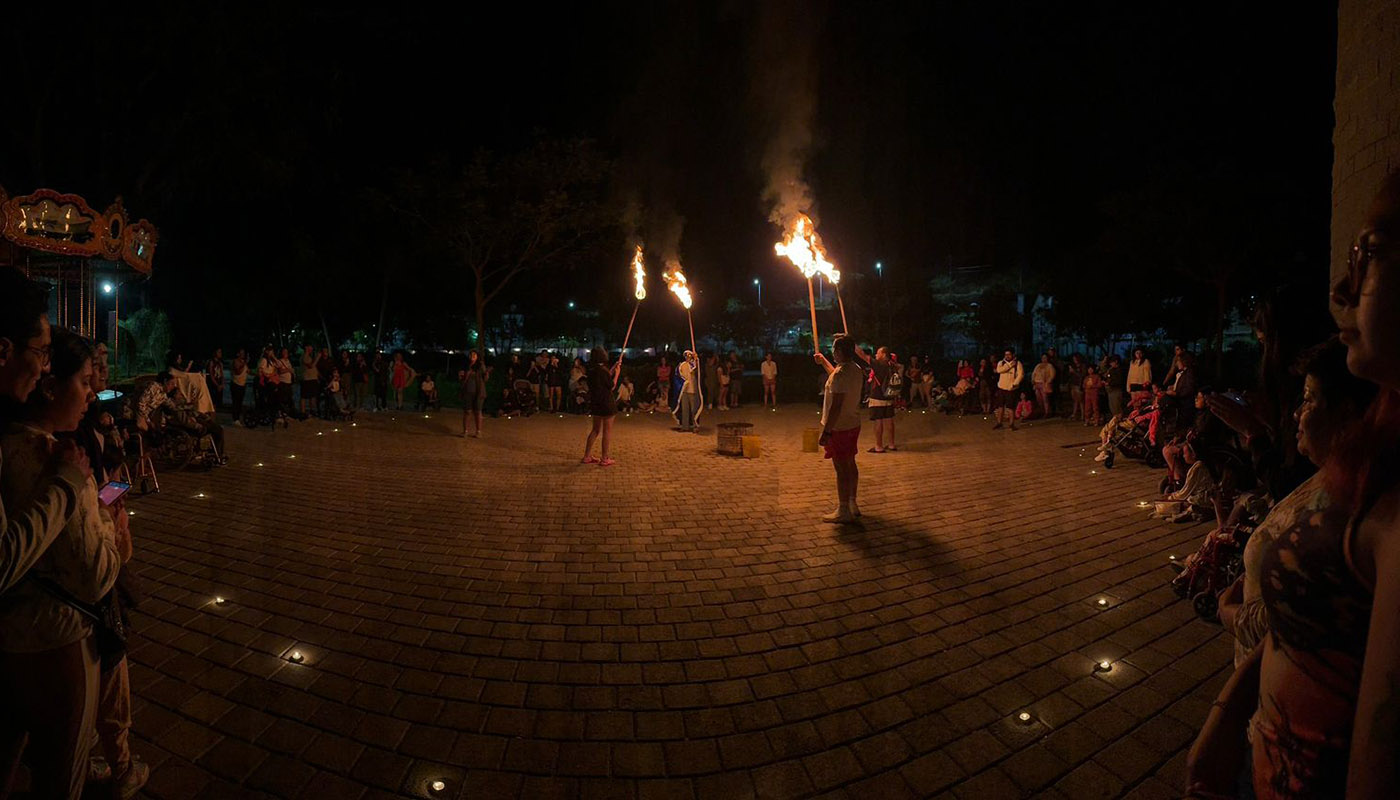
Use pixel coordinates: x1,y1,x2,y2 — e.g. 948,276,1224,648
822,508,856,524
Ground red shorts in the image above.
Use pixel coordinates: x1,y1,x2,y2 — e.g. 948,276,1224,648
823,427,860,460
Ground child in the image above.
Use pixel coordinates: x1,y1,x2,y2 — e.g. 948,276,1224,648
1015,391,1033,422
327,369,351,418
617,376,636,411
1082,366,1104,426
418,373,439,410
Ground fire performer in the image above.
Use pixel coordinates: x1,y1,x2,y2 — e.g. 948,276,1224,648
663,263,704,425
675,350,701,432
813,335,865,523
580,346,619,467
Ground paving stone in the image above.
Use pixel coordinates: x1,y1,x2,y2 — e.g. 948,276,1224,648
123,410,1229,797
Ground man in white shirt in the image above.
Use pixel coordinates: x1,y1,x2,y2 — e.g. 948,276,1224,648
815,335,865,523
994,349,1025,431
761,353,779,408
676,351,701,432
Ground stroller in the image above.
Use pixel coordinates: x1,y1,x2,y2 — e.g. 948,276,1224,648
320,382,355,421
1170,490,1268,621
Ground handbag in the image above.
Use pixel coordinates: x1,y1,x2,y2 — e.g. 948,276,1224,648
34,574,130,671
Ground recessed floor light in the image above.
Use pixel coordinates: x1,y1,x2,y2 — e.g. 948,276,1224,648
1095,660,1113,673
288,651,304,664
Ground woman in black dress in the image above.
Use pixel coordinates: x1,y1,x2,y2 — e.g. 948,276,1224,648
580,346,619,466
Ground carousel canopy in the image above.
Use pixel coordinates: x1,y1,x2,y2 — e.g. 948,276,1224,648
0,185,157,274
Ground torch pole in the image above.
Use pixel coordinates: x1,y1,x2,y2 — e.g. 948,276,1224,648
806,278,820,354
687,309,703,425
835,284,849,335
615,300,641,388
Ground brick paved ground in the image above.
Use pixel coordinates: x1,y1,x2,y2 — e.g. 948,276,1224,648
114,403,1231,799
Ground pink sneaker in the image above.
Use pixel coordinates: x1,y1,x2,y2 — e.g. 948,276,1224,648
581,455,599,464
599,458,616,467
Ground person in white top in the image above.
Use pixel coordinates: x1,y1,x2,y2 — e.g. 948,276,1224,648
1031,354,1056,419
676,351,701,432
1127,348,1153,392
814,335,866,523
993,349,1025,430
761,353,778,408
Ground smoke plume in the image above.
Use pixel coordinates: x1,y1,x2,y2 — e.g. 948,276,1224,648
749,0,827,229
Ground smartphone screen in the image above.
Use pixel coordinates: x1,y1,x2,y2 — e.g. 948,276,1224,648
97,481,131,506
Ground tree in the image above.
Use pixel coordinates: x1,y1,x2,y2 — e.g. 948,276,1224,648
395,138,615,352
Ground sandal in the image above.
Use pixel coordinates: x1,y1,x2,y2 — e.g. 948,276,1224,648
867,447,885,453
599,458,616,467
886,445,898,451
581,455,599,464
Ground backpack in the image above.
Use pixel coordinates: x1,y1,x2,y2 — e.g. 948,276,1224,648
884,368,903,400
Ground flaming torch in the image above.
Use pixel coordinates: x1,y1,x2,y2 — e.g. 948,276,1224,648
664,261,703,423
615,245,647,386
774,212,846,350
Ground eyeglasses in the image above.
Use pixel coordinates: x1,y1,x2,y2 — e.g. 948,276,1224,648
1334,229,1393,306
25,344,52,366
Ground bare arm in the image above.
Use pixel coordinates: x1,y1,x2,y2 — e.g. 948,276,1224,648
813,353,835,375
1348,496,1400,798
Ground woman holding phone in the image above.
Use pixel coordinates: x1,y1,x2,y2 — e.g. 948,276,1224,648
0,328,133,798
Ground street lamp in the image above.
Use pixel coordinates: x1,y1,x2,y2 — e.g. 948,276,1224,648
567,301,576,310
875,261,883,278
753,278,762,307
102,282,114,294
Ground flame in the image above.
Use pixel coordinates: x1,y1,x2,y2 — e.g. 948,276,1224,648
663,261,692,309
630,245,647,300
773,212,840,284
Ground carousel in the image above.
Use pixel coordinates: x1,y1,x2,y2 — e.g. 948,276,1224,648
0,184,158,375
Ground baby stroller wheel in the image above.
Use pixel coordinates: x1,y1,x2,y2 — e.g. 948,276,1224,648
1192,591,1218,622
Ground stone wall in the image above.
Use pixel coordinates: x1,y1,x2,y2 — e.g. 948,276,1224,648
1333,0,1400,287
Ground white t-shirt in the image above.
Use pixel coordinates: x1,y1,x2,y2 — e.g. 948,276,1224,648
821,363,865,431
678,361,698,394
761,360,778,380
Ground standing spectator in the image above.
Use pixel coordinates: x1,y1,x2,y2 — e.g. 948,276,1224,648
814,335,864,523
547,354,564,413
1046,346,1064,416
993,349,1024,430
352,352,369,411
1127,347,1153,392
1031,354,1056,419
1161,344,1186,388
527,351,546,410
977,357,994,414
1083,365,1104,426
905,357,923,408
957,359,975,383
459,350,488,437
391,352,415,410
315,348,334,391
337,351,353,404
1067,354,1087,420
761,352,778,408
580,347,618,466
676,350,701,432
372,352,389,411
728,352,745,408
275,347,296,417
1103,354,1126,419
867,347,898,452
0,266,91,596
230,348,249,423
717,357,730,410
655,356,672,410
205,348,225,410
0,327,123,800
704,353,720,410
299,345,320,417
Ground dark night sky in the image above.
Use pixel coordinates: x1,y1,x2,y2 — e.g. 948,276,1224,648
1,3,1338,349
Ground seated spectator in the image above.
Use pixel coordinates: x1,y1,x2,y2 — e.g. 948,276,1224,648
0,327,130,799
1014,391,1033,422
325,369,353,419
616,376,637,412
417,373,439,411
136,372,227,464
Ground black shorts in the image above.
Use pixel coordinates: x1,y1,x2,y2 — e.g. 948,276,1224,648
995,388,1017,408
870,405,895,421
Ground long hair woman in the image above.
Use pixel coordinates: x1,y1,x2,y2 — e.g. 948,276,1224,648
0,328,125,798
581,347,618,466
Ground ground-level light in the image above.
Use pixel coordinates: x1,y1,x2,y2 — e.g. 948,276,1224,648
1095,660,1113,673
288,651,304,664
1016,711,1033,724
214,597,227,606
1096,597,1109,607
